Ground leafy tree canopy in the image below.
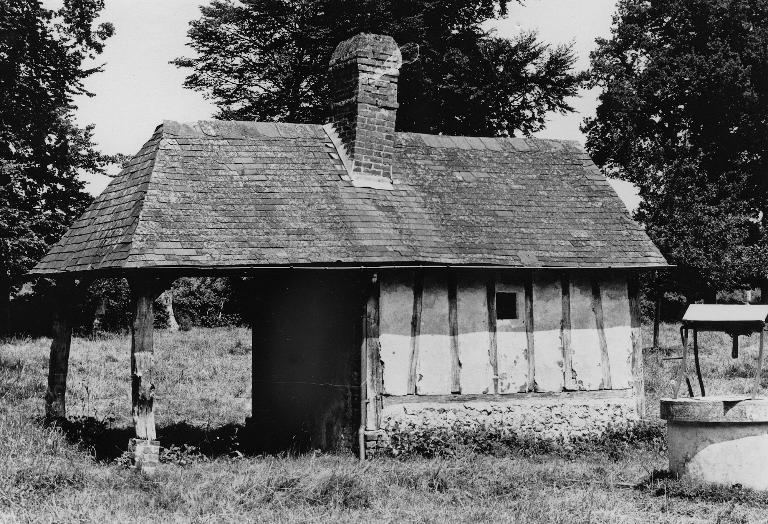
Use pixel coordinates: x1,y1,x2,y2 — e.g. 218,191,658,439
174,0,584,137
0,0,113,333
584,0,768,298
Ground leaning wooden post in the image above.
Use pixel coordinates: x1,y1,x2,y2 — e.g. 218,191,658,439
128,275,161,473
44,277,75,422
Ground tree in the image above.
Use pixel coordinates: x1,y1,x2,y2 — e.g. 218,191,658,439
583,0,768,300
173,0,584,137
0,0,114,335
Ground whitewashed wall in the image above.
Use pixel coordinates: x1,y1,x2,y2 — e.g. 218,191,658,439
378,271,635,396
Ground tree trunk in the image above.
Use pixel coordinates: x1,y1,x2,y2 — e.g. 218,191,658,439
159,289,178,332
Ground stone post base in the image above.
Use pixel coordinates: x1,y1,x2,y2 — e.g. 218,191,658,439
129,438,160,474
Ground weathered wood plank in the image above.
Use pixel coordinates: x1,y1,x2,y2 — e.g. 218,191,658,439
525,273,535,392
561,272,575,390
365,274,382,430
129,277,161,441
486,277,499,394
407,272,423,395
448,272,461,394
44,278,75,421
628,274,645,414
382,388,634,406
591,277,612,390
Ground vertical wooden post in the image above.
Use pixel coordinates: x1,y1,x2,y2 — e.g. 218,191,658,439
674,327,689,399
591,277,612,390
448,271,461,394
128,275,165,473
486,276,499,394
44,278,75,422
524,272,536,392
407,271,423,395
359,305,367,459
129,276,157,441
364,273,382,432
628,274,645,415
561,272,575,390
693,329,705,396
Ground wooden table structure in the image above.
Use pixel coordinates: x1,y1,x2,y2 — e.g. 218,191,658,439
674,304,768,398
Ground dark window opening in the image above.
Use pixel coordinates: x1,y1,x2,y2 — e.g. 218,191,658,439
496,292,518,320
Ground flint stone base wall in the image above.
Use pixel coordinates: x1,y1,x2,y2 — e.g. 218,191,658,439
366,395,639,454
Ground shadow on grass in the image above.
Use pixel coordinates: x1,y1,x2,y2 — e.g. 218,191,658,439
636,469,768,507
48,416,315,462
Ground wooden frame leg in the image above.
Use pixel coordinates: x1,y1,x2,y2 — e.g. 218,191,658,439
128,275,167,473
44,278,74,421
674,327,689,399
129,277,159,440
693,329,705,397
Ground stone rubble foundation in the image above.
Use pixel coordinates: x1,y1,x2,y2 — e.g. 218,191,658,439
366,396,640,454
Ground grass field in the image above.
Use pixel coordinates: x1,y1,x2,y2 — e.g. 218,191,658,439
1,324,768,522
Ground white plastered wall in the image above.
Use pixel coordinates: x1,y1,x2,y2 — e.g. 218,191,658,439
377,271,635,397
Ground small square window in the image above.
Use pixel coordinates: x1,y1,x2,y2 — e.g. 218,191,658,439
496,292,518,320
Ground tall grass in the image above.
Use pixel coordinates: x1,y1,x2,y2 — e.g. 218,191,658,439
0,324,767,522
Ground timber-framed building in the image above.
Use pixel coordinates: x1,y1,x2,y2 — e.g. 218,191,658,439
31,33,667,466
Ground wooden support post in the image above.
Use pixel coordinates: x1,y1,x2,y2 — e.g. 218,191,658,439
591,277,612,390
754,329,765,398
524,272,536,392
693,329,705,397
561,272,575,390
628,274,645,415
359,305,367,460
448,272,461,394
129,277,158,441
407,272,423,395
364,273,382,433
674,327,689,399
128,275,167,473
44,278,75,422
486,276,499,394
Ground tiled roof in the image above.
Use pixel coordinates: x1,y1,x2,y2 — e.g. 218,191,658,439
31,120,667,274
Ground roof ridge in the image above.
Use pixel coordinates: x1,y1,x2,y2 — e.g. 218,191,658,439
396,132,582,152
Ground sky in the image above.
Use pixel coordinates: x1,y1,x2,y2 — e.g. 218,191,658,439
50,0,637,209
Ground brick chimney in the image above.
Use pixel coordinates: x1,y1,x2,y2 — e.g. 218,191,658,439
326,33,402,190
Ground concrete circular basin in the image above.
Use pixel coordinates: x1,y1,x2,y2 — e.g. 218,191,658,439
661,396,768,490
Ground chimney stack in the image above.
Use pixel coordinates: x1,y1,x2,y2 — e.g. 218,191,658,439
326,34,402,190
